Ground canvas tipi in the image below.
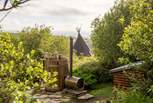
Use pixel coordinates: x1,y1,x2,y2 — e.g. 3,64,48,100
73,28,91,56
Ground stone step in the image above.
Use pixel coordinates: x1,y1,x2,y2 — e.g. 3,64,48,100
63,89,87,97
77,93,94,100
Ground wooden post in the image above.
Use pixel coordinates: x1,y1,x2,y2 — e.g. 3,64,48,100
70,37,73,77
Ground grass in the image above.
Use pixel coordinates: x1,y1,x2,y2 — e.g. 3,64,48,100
89,83,112,98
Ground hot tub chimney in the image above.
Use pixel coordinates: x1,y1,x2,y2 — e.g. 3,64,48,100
70,37,73,77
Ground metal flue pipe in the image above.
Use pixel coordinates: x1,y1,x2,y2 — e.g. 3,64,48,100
69,37,73,77
65,37,84,90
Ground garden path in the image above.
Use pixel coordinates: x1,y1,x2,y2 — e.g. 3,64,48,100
33,90,107,103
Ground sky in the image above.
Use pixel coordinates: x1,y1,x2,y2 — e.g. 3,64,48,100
0,0,116,37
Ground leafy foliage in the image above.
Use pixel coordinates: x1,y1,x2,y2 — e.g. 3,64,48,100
112,88,153,103
18,26,51,54
91,0,133,67
91,0,153,102
73,60,112,88
18,26,69,56
73,55,97,69
118,0,153,61
118,1,153,99
0,33,57,102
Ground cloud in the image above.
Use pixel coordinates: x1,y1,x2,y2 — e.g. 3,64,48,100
44,6,89,16
0,0,116,37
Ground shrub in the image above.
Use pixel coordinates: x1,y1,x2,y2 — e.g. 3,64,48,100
18,26,69,56
0,33,57,102
73,63,97,88
112,88,153,103
73,55,97,69
73,61,112,88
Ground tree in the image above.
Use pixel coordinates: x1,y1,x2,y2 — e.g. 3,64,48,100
119,0,153,61
18,26,69,56
41,35,69,56
118,0,153,96
19,26,52,54
0,0,30,11
91,0,132,67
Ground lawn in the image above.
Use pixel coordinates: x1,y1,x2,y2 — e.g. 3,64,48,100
89,83,112,98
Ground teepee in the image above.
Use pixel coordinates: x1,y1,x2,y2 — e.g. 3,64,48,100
73,28,91,56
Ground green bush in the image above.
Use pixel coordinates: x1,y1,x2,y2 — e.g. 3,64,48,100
18,26,69,56
112,88,153,103
73,61,112,88
0,33,57,102
73,55,97,69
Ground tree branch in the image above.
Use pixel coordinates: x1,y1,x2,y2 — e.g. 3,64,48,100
0,0,30,12
0,10,12,23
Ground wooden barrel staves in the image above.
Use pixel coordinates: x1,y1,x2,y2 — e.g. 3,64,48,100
43,53,69,91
